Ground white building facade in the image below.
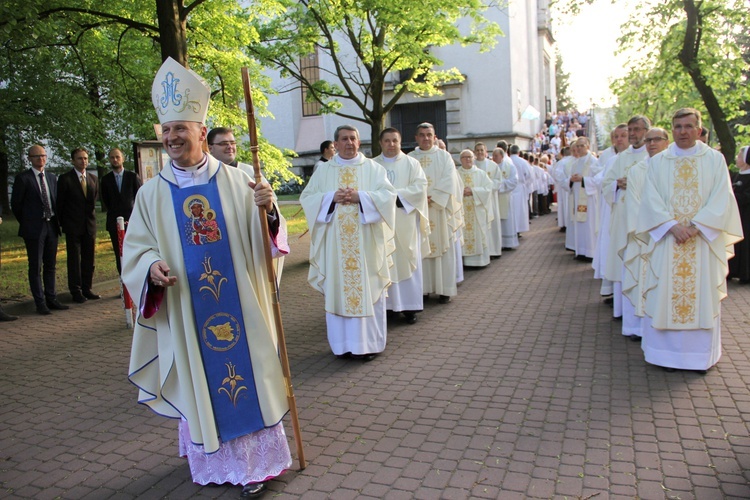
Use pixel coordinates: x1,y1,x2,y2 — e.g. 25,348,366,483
261,0,556,173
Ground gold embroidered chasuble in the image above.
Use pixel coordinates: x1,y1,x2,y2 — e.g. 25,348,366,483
496,158,517,219
408,146,459,258
602,146,649,281
565,153,601,224
374,153,430,283
300,154,397,317
459,166,494,257
633,142,743,330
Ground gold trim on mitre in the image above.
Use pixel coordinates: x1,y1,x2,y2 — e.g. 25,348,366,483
151,57,210,124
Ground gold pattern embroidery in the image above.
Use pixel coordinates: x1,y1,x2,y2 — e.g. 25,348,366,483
199,256,227,302
337,166,364,315
218,361,247,407
461,171,476,255
670,158,701,324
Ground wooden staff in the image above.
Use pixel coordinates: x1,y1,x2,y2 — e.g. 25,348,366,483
241,67,306,470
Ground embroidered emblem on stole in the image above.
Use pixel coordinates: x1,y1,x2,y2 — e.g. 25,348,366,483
169,172,265,442
337,166,365,316
461,171,477,255
670,158,701,325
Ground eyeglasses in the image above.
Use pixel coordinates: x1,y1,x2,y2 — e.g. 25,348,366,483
644,137,668,144
211,141,236,147
29,155,48,158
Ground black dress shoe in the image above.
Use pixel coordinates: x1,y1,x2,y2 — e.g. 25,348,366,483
351,353,377,362
0,308,19,321
629,335,642,342
335,352,352,359
403,312,418,324
82,291,101,300
240,482,266,497
72,294,87,304
602,295,614,304
46,299,70,310
438,295,451,304
612,316,622,322
37,304,52,315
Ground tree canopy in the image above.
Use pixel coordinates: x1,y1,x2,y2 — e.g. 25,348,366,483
251,0,502,155
0,0,293,212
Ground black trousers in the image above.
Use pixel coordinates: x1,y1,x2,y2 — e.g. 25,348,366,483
108,230,122,275
65,232,95,295
24,220,59,306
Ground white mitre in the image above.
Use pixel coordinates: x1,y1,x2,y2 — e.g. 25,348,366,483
151,57,210,124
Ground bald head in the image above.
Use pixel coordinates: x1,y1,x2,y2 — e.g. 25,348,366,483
27,145,48,171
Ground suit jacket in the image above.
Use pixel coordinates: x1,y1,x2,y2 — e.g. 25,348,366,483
57,169,98,236
100,169,142,232
10,167,61,238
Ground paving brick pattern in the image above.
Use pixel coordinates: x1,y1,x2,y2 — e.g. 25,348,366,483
2,210,750,499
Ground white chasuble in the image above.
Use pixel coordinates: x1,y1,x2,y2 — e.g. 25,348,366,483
635,142,742,331
300,153,396,318
602,146,648,282
123,156,289,455
459,166,494,267
475,158,503,256
562,153,602,257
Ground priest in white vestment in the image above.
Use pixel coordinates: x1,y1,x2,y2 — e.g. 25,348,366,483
374,128,429,324
621,128,670,340
458,150,494,267
630,109,743,372
492,148,519,249
551,147,573,233
591,125,629,299
509,145,532,234
300,125,397,361
123,58,292,497
602,117,650,329
473,143,502,258
561,138,602,260
409,123,460,304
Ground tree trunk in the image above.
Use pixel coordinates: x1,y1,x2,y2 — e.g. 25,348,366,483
679,0,735,165
155,0,188,66
0,127,10,216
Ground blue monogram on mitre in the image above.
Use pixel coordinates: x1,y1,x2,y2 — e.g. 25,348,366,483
159,72,183,112
151,56,211,124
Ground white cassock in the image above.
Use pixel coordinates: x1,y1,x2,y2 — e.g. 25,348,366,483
409,146,460,297
602,145,648,325
497,157,519,248
551,156,572,229
300,153,397,356
474,158,503,257
123,156,292,483
631,142,743,370
510,154,531,233
561,152,602,258
374,153,430,312
453,167,465,283
590,153,619,296
458,165,495,267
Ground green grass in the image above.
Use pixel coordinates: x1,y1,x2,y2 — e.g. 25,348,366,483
0,203,307,301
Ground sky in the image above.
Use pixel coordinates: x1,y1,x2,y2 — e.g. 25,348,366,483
552,0,643,110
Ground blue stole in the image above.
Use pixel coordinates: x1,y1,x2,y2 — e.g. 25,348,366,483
169,167,264,443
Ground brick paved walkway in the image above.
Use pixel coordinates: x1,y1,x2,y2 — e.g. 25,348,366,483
2,210,750,499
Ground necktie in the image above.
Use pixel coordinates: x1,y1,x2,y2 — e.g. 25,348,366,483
81,173,87,197
116,174,122,192
39,172,52,220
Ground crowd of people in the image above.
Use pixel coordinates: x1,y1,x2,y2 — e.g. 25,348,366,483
551,112,745,376
5,54,749,499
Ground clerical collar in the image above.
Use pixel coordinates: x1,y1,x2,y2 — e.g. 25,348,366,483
739,169,750,175
228,160,238,167
415,146,437,153
335,153,362,165
379,154,399,163
674,143,699,157
172,154,208,172
633,144,646,153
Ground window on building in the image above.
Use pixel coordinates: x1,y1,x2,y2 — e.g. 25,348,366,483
300,51,322,116
390,101,447,152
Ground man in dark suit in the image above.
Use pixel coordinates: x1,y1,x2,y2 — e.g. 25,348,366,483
10,145,69,315
100,148,142,274
57,147,99,303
